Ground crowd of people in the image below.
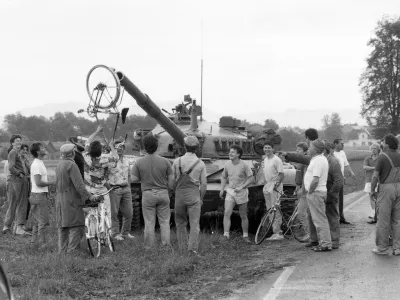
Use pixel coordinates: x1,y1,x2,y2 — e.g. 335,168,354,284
2,125,399,256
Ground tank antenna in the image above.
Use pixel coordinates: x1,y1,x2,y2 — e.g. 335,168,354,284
200,17,203,122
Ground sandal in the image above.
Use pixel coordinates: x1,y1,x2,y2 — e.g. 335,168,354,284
312,246,332,252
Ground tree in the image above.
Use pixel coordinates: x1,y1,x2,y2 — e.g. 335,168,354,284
322,112,343,141
278,127,303,151
263,119,279,131
360,16,400,134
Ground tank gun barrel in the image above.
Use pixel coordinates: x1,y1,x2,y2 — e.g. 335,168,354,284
116,71,185,147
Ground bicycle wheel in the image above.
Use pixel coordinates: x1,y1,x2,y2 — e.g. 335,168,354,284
290,213,308,242
106,234,115,252
0,263,13,300
87,237,101,258
255,209,275,245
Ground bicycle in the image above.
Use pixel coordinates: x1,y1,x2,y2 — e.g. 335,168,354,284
255,188,307,245
85,186,121,257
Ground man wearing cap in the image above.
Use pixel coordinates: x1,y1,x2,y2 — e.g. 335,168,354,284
131,134,174,249
322,140,343,250
172,135,207,254
220,144,254,244
55,144,98,254
107,139,135,241
303,139,331,252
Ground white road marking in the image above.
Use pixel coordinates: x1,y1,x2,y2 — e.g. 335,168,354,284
344,194,367,212
262,266,296,300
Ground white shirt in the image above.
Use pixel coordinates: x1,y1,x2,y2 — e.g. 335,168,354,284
263,155,283,183
4,161,10,180
30,158,48,193
304,154,328,192
333,150,349,176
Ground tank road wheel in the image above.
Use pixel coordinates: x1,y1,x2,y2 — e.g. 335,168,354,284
254,209,275,245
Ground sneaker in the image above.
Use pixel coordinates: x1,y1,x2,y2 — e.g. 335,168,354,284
371,248,389,255
243,236,252,244
312,246,332,252
15,230,32,236
305,241,319,248
2,226,11,234
122,233,136,240
266,233,284,241
223,235,230,240
114,234,124,241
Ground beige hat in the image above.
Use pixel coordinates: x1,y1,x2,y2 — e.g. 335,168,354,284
184,136,199,147
60,143,75,154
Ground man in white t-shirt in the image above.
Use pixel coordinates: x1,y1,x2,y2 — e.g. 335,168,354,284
303,139,331,252
333,139,356,224
262,141,285,241
29,142,54,245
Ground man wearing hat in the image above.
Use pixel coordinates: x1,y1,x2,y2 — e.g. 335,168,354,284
107,139,135,241
322,140,343,250
303,139,331,252
172,135,207,254
55,143,98,254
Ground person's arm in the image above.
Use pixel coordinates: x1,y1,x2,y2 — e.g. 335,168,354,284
371,155,384,195
328,161,343,196
69,163,96,205
166,162,174,190
219,166,228,199
283,152,312,165
85,125,103,151
34,175,55,187
363,157,374,170
199,166,207,200
308,176,320,194
234,176,254,193
130,162,140,182
8,150,23,177
343,153,356,179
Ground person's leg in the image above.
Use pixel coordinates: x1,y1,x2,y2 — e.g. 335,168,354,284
37,195,50,245
175,192,188,250
297,192,309,236
141,191,157,248
326,196,340,248
155,190,171,246
187,199,201,251
238,202,249,237
223,197,235,238
58,227,69,254
391,186,400,253
307,191,331,248
109,189,122,236
15,178,29,231
306,194,318,244
376,184,395,251
4,179,23,230
30,203,38,243
120,188,133,236
339,185,346,221
67,226,85,253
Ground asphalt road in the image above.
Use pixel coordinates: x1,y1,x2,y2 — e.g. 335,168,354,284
223,191,400,300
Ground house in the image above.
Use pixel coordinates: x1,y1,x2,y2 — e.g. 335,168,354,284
343,125,378,148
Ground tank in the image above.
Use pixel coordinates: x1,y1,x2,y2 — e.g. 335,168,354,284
109,70,297,230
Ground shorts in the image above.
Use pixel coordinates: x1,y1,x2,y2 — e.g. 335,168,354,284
225,193,249,205
364,182,378,193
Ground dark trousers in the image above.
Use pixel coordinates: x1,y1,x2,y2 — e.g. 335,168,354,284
339,186,345,221
326,196,340,247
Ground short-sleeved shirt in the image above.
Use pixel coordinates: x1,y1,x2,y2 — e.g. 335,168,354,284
30,158,48,193
222,160,253,199
363,154,379,183
8,149,25,177
304,154,329,192
131,154,172,191
375,149,400,184
172,152,206,186
108,157,131,186
333,150,349,176
263,155,284,183
83,151,119,188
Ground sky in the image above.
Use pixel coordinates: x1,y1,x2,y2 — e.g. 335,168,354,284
0,0,398,128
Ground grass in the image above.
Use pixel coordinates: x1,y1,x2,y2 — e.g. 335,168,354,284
345,149,369,162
